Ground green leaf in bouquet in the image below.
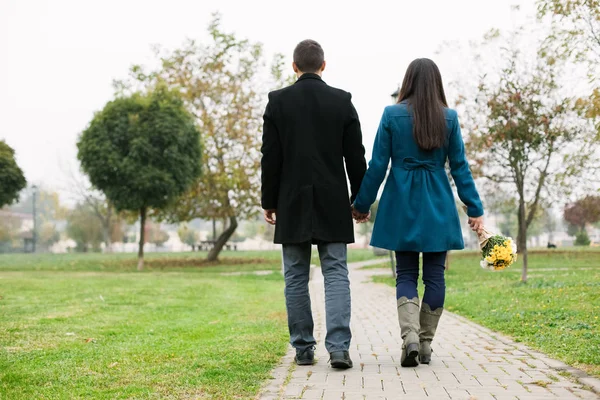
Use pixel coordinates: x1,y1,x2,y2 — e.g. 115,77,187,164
482,235,508,258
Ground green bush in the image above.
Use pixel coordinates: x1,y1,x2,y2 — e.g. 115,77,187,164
575,230,591,246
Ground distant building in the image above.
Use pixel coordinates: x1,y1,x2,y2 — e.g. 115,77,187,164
0,209,34,252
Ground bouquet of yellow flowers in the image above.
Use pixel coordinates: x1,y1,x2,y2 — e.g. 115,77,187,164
476,228,518,271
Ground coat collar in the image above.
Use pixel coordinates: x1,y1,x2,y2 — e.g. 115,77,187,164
296,73,325,84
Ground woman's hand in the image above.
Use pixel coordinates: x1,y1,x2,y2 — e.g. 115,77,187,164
468,216,484,234
351,205,370,223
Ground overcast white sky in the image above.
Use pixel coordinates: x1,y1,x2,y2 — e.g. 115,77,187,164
0,0,536,200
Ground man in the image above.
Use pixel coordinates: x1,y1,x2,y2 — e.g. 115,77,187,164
261,39,368,369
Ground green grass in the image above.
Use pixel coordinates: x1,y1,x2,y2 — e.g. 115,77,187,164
0,254,289,399
346,248,387,263
359,262,394,270
311,248,387,266
0,247,383,399
372,249,600,377
0,251,280,273
0,248,382,273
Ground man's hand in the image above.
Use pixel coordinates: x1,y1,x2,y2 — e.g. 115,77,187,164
264,209,277,225
351,205,370,224
468,216,484,234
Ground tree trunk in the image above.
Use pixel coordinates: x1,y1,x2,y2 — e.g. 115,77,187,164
212,219,217,241
137,207,147,271
517,199,528,283
445,251,451,271
207,216,238,262
103,226,112,253
104,206,113,253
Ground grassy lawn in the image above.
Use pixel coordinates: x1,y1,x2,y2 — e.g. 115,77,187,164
359,262,394,270
0,248,382,273
0,247,382,399
0,251,282,273
372,249,600,377
345,248,387,264
0,253,289,399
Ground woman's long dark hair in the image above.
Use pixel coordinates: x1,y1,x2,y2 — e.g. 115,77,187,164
398,58,448,151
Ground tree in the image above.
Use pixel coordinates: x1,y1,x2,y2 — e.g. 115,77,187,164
0,213,22,252
0,140,27,208
178,224,199,250
82,194,118,253
455,26,600,282
65,169,122,253
39,222,60,249
538,0,600,75
109,215,126,244
488,193,551,244
241,219,275,243
66,203,105,252
117,14,291,262
146,222,170,248
78,86,201,270
538,0,600,180
541,208,558,243
564,195,600,233
575,230,591,246
487,194,519,238
11,189,67,221
11,188,67,252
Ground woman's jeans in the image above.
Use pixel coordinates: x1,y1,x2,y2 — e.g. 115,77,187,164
395,251,447,309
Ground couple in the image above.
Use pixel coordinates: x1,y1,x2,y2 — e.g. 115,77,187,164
260,40,484,369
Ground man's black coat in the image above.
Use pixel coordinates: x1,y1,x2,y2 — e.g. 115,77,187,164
261,73,367,244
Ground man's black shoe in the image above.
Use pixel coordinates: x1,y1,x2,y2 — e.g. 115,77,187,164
329,350,353,369
294,346,315,366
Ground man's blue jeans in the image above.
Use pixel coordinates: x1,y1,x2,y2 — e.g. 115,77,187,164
282,242,352,353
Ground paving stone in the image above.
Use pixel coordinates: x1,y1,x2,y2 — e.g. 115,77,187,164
258,258,599,400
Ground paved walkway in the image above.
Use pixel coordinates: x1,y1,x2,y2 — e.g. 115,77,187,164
259,259,600,400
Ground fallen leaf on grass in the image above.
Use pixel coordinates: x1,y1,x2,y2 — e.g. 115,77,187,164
108,362,118,368
66,332,75,336
85,338,95,343
208,320,220,325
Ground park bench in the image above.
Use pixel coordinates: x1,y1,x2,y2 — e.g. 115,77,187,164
197,240,237,251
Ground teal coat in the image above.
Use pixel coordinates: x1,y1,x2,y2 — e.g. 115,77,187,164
353,103,483,252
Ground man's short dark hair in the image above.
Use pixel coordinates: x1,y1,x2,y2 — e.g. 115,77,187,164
293,40,324,73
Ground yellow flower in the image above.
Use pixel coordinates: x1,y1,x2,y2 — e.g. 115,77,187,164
485,242,516,270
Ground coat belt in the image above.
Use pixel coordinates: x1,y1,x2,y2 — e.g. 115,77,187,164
400,157,443,171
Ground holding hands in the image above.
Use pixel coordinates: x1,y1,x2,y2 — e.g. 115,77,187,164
264,207,371,226
351,205,370,223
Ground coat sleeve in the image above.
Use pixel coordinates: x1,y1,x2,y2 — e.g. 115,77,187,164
343,94,367,203
448,113,484,218
352,108,391,214
261,94,282,210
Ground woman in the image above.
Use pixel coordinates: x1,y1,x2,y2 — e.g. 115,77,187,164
352,58,484,368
